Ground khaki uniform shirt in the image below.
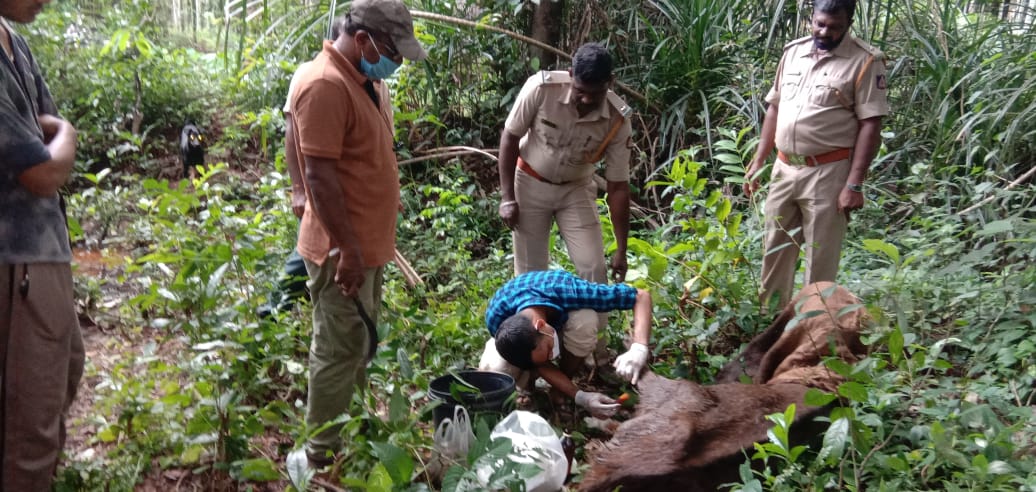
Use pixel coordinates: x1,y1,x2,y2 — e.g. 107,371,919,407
504,71,633,183
292,40,397,267
765,34,890,157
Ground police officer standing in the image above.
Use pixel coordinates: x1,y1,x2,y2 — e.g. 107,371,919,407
497,42,634,287
744,0,889,309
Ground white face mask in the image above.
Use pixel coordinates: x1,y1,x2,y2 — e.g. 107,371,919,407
549,330,561,361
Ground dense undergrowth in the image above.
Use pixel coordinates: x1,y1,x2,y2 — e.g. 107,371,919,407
13,0,1035,490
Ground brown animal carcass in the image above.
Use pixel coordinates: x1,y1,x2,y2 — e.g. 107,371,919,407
580,282,869,492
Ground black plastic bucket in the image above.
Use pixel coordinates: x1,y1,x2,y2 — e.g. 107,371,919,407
429,370,516,427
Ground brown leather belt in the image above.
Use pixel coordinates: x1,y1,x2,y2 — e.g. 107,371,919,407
777,148,852,167
517,157,571,185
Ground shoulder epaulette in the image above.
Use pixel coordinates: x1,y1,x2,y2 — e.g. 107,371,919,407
539,70,570,84
849,36,888,91
850,36,886,60
606,91,632,118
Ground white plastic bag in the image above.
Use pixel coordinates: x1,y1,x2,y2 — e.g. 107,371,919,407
474,410,566,492
434,405,475,459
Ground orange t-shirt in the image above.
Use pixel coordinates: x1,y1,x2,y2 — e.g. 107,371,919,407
291,40,398,267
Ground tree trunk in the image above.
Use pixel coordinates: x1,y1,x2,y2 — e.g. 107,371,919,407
530,0,565,70
172,0,181,33
194,0,201,43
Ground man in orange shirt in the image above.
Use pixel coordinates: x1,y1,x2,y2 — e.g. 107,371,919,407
285,0,426,476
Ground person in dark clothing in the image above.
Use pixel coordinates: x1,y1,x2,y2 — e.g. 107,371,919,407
1,0,85,488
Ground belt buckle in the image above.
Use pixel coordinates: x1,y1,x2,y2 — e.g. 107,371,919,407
785,153,806,166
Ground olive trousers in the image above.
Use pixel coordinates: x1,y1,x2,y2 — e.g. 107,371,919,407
301,257,383,464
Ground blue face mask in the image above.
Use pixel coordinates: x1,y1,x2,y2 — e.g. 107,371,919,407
360,39,400,80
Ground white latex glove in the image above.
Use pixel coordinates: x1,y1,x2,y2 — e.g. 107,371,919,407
614,343,649,384
575,390,620,418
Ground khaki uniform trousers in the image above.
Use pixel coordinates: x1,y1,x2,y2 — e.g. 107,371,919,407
512,168,608,284
760,158,851,308
302,256,383,462
478,309,601,388
0,263,84,491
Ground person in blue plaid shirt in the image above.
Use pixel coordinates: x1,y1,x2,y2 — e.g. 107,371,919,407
478,270,652,418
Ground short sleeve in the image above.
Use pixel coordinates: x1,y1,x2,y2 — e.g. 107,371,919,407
293,77,349,160
503,74,544,137
855,54,890,120
0,94,50,176
764,53,788,107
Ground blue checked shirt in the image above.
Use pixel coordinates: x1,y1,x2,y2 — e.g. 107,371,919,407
485,270,637,335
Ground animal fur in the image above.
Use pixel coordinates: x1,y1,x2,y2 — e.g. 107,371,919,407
579,282,869,492
179,123,205,177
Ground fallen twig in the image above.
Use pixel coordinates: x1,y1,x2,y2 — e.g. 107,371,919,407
958,165,1036,215
393,248,424,288
398,146,498,166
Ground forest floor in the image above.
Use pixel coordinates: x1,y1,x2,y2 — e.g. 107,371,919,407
64,249,295,491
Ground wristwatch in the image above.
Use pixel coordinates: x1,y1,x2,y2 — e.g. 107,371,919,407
846,183,863,193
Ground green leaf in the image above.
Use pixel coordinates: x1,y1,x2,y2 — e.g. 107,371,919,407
397,348,413,380
725,213,742,237
97,426,119,443
715,198,732,223
370,441,414,486
366,462,394,492
67,216,83,241
971,453,989,470
783,404,796,427
665,243,697,256
837,381,868,402
821,417,849,464
389,386,409,424
788,444,807,462
885,455,908,471
134,34,153,58
836,303,864,319
705,189,721,208
714,153,743,164
804,388,837,407
784,310,826,332
888,328,904,365
441,465,465,492
862,239,900,264
237,458,279,481
644,179,674,189
976,219,1013,236
648,253,668,281
181,444,204,464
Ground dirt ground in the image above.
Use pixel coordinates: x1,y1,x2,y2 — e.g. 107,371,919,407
65,248,296,491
